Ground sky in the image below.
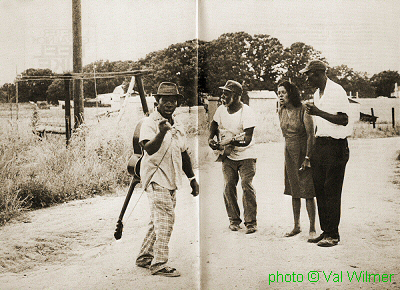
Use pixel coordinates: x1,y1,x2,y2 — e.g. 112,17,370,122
1,0,399,86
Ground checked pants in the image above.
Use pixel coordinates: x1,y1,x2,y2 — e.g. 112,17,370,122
136,182,176,274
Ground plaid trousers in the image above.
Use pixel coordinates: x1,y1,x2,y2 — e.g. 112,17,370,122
136,182,176,274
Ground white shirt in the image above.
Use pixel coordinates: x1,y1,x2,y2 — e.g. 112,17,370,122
313,78,351,139
213,103,257,160
139,110,187,190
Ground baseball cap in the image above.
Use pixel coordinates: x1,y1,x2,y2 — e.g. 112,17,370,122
219,80,242,94
299,60,327,73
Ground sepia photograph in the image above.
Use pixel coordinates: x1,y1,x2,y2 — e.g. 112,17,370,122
0,0,399,289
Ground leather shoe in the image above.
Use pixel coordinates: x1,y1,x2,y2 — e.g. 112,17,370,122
229,224,241,231
307,233,325,243
245,225,257,234
317,237,339,247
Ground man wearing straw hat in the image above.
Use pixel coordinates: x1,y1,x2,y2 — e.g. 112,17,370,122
136,82,199,277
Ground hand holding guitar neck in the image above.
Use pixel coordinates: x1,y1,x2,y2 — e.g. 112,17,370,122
213,132,246,162
219,132,245,146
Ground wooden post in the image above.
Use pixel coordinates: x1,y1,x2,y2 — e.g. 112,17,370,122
392,107,395,128
64,74,72,146
135,74,149,116
16,80,19,121
207,96,220,123
371,108,375,128
72,0,84,128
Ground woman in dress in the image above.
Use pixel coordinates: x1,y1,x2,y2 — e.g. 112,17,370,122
277,81,316,239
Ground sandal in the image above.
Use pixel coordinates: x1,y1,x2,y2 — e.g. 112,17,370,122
136,263,150,269
152,266,181,277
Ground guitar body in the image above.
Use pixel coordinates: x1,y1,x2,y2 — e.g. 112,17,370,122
213,132,245,162
127,118,145,178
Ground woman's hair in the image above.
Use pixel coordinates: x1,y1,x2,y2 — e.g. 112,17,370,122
277,81,302,107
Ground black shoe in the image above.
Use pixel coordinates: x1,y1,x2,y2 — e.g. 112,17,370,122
317,237,339,247
229,224,241,231
307,233,325,243
245,225,257,234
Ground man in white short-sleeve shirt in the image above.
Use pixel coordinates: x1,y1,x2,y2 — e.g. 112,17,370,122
302,60,351,248
209,80,258,234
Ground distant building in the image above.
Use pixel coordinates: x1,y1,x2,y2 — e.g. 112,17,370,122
391,83,399,98
248,90,279,112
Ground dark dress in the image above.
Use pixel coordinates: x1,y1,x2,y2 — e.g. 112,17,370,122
278,104,315,198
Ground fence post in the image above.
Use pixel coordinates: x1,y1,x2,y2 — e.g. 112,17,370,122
392,107,395,128
371,108,375,128
64,74,72,146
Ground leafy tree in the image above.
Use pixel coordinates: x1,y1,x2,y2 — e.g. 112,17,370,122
0,83,16,103
199,32,254,96
17,68,54,103
280,42,326,97
46,79,67,105
245,34,284,91
370,70,400,97
83,60,134,99
328,65,375,98
138,40,198,106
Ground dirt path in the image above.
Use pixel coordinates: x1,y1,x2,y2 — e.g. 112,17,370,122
1,137,399,289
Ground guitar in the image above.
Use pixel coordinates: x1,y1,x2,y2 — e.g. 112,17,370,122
214,132,245,162
114,75,148,240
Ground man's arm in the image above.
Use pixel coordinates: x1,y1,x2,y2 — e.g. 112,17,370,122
141,120,171,155
182,150,195,178
208,120,220,150
305,104,348,126
182,150,199,196
230,127,254,147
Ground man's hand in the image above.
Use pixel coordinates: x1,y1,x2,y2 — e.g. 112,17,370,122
158,120,172,134
305,103,321,116
190,179,199,197
208,139,221,150
299,158,311,172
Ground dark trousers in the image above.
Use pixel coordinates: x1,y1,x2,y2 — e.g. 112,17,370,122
222,158,257,227
310,137,349,239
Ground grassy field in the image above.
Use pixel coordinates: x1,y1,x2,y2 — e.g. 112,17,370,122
0,100,399,225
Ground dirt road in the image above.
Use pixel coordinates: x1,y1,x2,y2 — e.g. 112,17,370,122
1,137,399,289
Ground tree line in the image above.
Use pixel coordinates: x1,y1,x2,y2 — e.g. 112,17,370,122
1,31,399,106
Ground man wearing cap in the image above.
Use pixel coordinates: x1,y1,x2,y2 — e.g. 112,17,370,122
300,60,351,247
208,80,258,234
136,82,199,277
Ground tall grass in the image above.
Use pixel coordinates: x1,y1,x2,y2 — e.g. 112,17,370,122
0,104,202,225
0,105,136,224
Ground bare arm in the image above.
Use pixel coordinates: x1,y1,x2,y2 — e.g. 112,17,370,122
305,103,348,126
230,127,255,147
181,150,195,178
299,111,315,171
182,150,199,196
140,120,170,155
303,112,315,157
208,120,220,150
208,120,219,141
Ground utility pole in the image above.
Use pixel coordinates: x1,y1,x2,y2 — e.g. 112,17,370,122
72,0,84,128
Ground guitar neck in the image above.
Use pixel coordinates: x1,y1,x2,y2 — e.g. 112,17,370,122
219,132,245,146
